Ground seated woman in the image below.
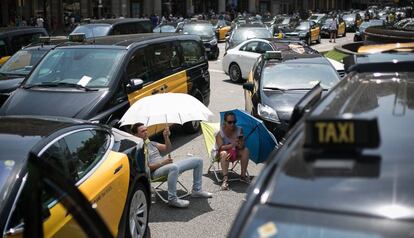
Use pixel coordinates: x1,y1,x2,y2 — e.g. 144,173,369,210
215,111,250,190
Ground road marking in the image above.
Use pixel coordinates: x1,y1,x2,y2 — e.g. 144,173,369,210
209,69,225,74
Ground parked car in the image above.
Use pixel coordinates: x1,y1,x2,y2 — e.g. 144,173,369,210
354,19,385,41
225,25,272,50
229,52,414,238
0,33,210,135
0,116,150,237
153,22,180,33
177,21,219,60
271,16,300,34
213,19,232,41
0,27,48,66
223,38,317,83
243,52,340,140
308,13,327,25
71,18,152,38
343,13,363,31
285,20,321,45
320,16,347,37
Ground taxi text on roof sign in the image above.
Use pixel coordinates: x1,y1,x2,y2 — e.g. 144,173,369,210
304,118,380,150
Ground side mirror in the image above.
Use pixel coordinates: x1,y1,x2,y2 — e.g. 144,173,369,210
243,82,254,91
126,78,143,93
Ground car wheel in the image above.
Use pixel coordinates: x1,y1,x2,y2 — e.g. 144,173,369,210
307,36,312,46
214,48,220,60
126,183,149,238
229,63,242,83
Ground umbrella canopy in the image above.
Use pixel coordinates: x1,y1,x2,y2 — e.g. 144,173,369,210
220,109,278,164
120,93,213,126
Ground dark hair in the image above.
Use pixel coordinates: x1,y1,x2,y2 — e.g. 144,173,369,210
131,122,144,134
224,111,236,122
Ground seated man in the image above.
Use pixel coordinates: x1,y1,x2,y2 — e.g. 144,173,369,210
132,123,212,208
215,111,250,190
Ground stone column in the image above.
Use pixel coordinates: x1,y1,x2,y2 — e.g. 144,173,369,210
121,0,128,16
153,0,161,15
271,0,280,15
248,0,256,13
143,0,152,16
80,0,89,18
218,0,225,13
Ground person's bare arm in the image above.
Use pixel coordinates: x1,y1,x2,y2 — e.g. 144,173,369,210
155,127,172,153
216,133,233,151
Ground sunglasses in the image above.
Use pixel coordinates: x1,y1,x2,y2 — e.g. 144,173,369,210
226,120,237,124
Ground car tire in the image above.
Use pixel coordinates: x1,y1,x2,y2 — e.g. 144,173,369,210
307,36,312,46
125,182,149,238
213,48,220,60
229,63,242,83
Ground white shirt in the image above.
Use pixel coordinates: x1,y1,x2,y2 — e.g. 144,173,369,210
36,17,44,28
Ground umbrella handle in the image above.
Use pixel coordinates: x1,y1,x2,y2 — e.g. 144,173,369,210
245,124,260,140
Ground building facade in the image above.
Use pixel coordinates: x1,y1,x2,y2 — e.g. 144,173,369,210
0,0,404,29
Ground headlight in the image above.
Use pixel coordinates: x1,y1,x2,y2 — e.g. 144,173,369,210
258,103,280,123
299,32,307,37
209,38,218,45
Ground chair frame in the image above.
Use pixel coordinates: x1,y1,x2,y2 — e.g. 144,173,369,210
151,176,190,203
207,150,249,183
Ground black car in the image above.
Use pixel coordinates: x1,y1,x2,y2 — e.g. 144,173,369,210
153,22,180,33
285,20,321,45
0,26,48,66
225,25,272,50
0,43,56,106
177,22,219,60
71,18,153,38
354,19,385,41
0,116,150,237
230,52,414,238
0,33,210,134
243,52,340,140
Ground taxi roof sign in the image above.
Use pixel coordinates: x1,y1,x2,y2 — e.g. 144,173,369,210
68,33,86,42
264,51,282,60
304,118,380,150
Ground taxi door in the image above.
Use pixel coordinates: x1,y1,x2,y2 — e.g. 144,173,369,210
126,42,187,135
310,22,320,42
220,26,231,41
338,20,345,36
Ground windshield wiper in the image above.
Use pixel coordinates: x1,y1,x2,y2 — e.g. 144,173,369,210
23,82,98,91
263,86,287,91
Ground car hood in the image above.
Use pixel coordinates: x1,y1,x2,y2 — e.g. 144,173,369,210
0,74,25,93
262,90,308,121
0,88,108,119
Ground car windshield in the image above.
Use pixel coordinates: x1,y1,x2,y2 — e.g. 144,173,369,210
154,25,176,32
232,28,271,41
25,48,125,88
262,63,338,90
281,18,290,24
295,22,310,31
322,18,334,25
183,24,214,37
309,15,320,20
72,24,111,38
0,50,48,76
360,20,383,28
343,14,356,20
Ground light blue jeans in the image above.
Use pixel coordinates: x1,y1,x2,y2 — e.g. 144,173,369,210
152,157,203,201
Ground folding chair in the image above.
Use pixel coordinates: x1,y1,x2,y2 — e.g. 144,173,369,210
201,121,247,183
151,176,190,203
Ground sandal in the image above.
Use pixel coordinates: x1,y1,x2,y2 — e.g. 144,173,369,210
221,176,229,191
240,176,251,184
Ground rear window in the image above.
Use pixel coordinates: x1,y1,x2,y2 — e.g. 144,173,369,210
72,25,111,38
181,40,204,65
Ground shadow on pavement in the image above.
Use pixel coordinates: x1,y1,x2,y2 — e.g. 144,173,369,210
202,172,252,193
149,196,214,223
222,79,244,86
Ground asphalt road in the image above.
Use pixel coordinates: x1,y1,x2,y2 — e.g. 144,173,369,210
147,33,354,238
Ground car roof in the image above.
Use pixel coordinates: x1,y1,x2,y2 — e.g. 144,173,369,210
0,26,45,33
266,55,414,219
86,18,150,25
0,116,91,138
56,33,199,49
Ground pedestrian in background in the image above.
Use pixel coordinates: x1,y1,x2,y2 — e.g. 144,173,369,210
329,15,338,43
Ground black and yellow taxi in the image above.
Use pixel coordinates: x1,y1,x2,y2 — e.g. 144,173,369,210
0,33,210,134
213,19,232,41
320,16,347,38
0,116,150,237
243,51,340,141
0,27,48,66
285,20,321,45
343,13,363,32
229,52,414,238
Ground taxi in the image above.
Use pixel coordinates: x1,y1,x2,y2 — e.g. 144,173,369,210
0,116,150,238
285,20,321,45
214,19,232,41
0,33,210,135
229,52,414,238
320,16,347,38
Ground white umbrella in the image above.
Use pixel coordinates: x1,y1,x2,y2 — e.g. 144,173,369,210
120,93,213,126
